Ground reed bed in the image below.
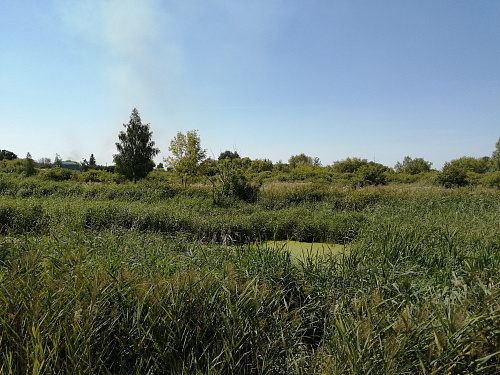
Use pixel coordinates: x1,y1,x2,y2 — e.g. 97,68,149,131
0,177,499,374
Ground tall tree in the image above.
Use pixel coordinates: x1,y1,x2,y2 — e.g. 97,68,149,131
89,154,96,167
114,108,159,183
490,137,500,171
165,130,206,185
25,152,36,176
54,154,63,168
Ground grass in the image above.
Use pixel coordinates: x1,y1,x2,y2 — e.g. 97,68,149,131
0,176,499,374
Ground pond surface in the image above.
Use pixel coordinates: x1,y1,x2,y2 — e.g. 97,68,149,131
265,240,348,260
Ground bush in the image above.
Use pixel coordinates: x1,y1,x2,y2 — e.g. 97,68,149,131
39,168,75,181
479,171,500,189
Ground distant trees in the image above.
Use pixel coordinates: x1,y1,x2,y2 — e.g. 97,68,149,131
288,154,320,168
165,130,206,186
218,150,240,161
54,154,63,168
394,156,432,174
114,108,159,183
490,137,500,171
81,154,97,172
0,150,17,161
37,157,52,169
332,158,389,186
331,157,367,173
438,157,489,188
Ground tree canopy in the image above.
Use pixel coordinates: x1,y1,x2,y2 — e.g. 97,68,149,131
165,130,206,185
394,156,432,174
490,137,500,171
0,150,18,161
113,108,159,183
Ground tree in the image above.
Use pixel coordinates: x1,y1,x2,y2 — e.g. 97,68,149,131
36,157,51,169
439,160,468,188
165,130,206,185
332,157,368,173
288,153,313,168
394,156,432,174
490,137,500,171
218,150,240,161
438,156,489,188
54,154,63,168
203,157,258,205
113,108,159,183
25,152,36,176
0,150,18,161
89,154,96,167
352,162,389,187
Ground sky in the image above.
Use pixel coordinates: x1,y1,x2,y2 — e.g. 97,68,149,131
1,1,499,169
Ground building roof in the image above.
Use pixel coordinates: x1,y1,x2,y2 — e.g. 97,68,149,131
61,161,81,171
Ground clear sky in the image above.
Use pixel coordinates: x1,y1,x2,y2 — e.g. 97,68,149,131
2,1,499,169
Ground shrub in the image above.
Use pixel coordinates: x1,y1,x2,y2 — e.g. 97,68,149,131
479,171,500,189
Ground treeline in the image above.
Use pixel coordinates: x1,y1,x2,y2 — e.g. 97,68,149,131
1,151,500,190
1,107,499,194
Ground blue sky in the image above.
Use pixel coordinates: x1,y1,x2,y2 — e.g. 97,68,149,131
1,1,499,169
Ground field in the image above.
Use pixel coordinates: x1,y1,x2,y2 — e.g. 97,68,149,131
0,176,499,374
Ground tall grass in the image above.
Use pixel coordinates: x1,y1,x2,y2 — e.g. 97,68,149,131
0,179,499,373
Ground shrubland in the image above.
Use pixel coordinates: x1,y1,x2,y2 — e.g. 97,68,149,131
0,171,499,374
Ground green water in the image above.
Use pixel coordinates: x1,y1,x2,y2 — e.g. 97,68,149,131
265,240,348,260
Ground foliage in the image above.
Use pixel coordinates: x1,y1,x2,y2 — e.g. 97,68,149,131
351,162,389,187
490,137,500,171
438,157,489,188
0,179,500,373
0,158,25,174
25,153,36,177
479,171,500,189
394,156,432,174
249,159,273,173
113,108,160,183
81,154,97,172
0,149,17,160
54,153,63,168
37,157,52,169
204,157,259,205
289,153,320,168
218,150,240,160
166,130,206,186
331,157,369,173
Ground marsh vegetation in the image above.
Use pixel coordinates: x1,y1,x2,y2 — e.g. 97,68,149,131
0,175,499,374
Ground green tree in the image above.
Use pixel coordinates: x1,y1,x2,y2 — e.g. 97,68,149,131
218,150,240,161
0,150,18,161
165,130,206,185
113,108,159,183
54,154,63,168
439,160,468,188
352,162,389,187
249,159,273,173
204,157,258,205
394,156,432,174
25,152,36,176
490,137,500,171
89,154,96,167
332,157,368,173
288,153,318,168
37,157,51,169
438,156,489,188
